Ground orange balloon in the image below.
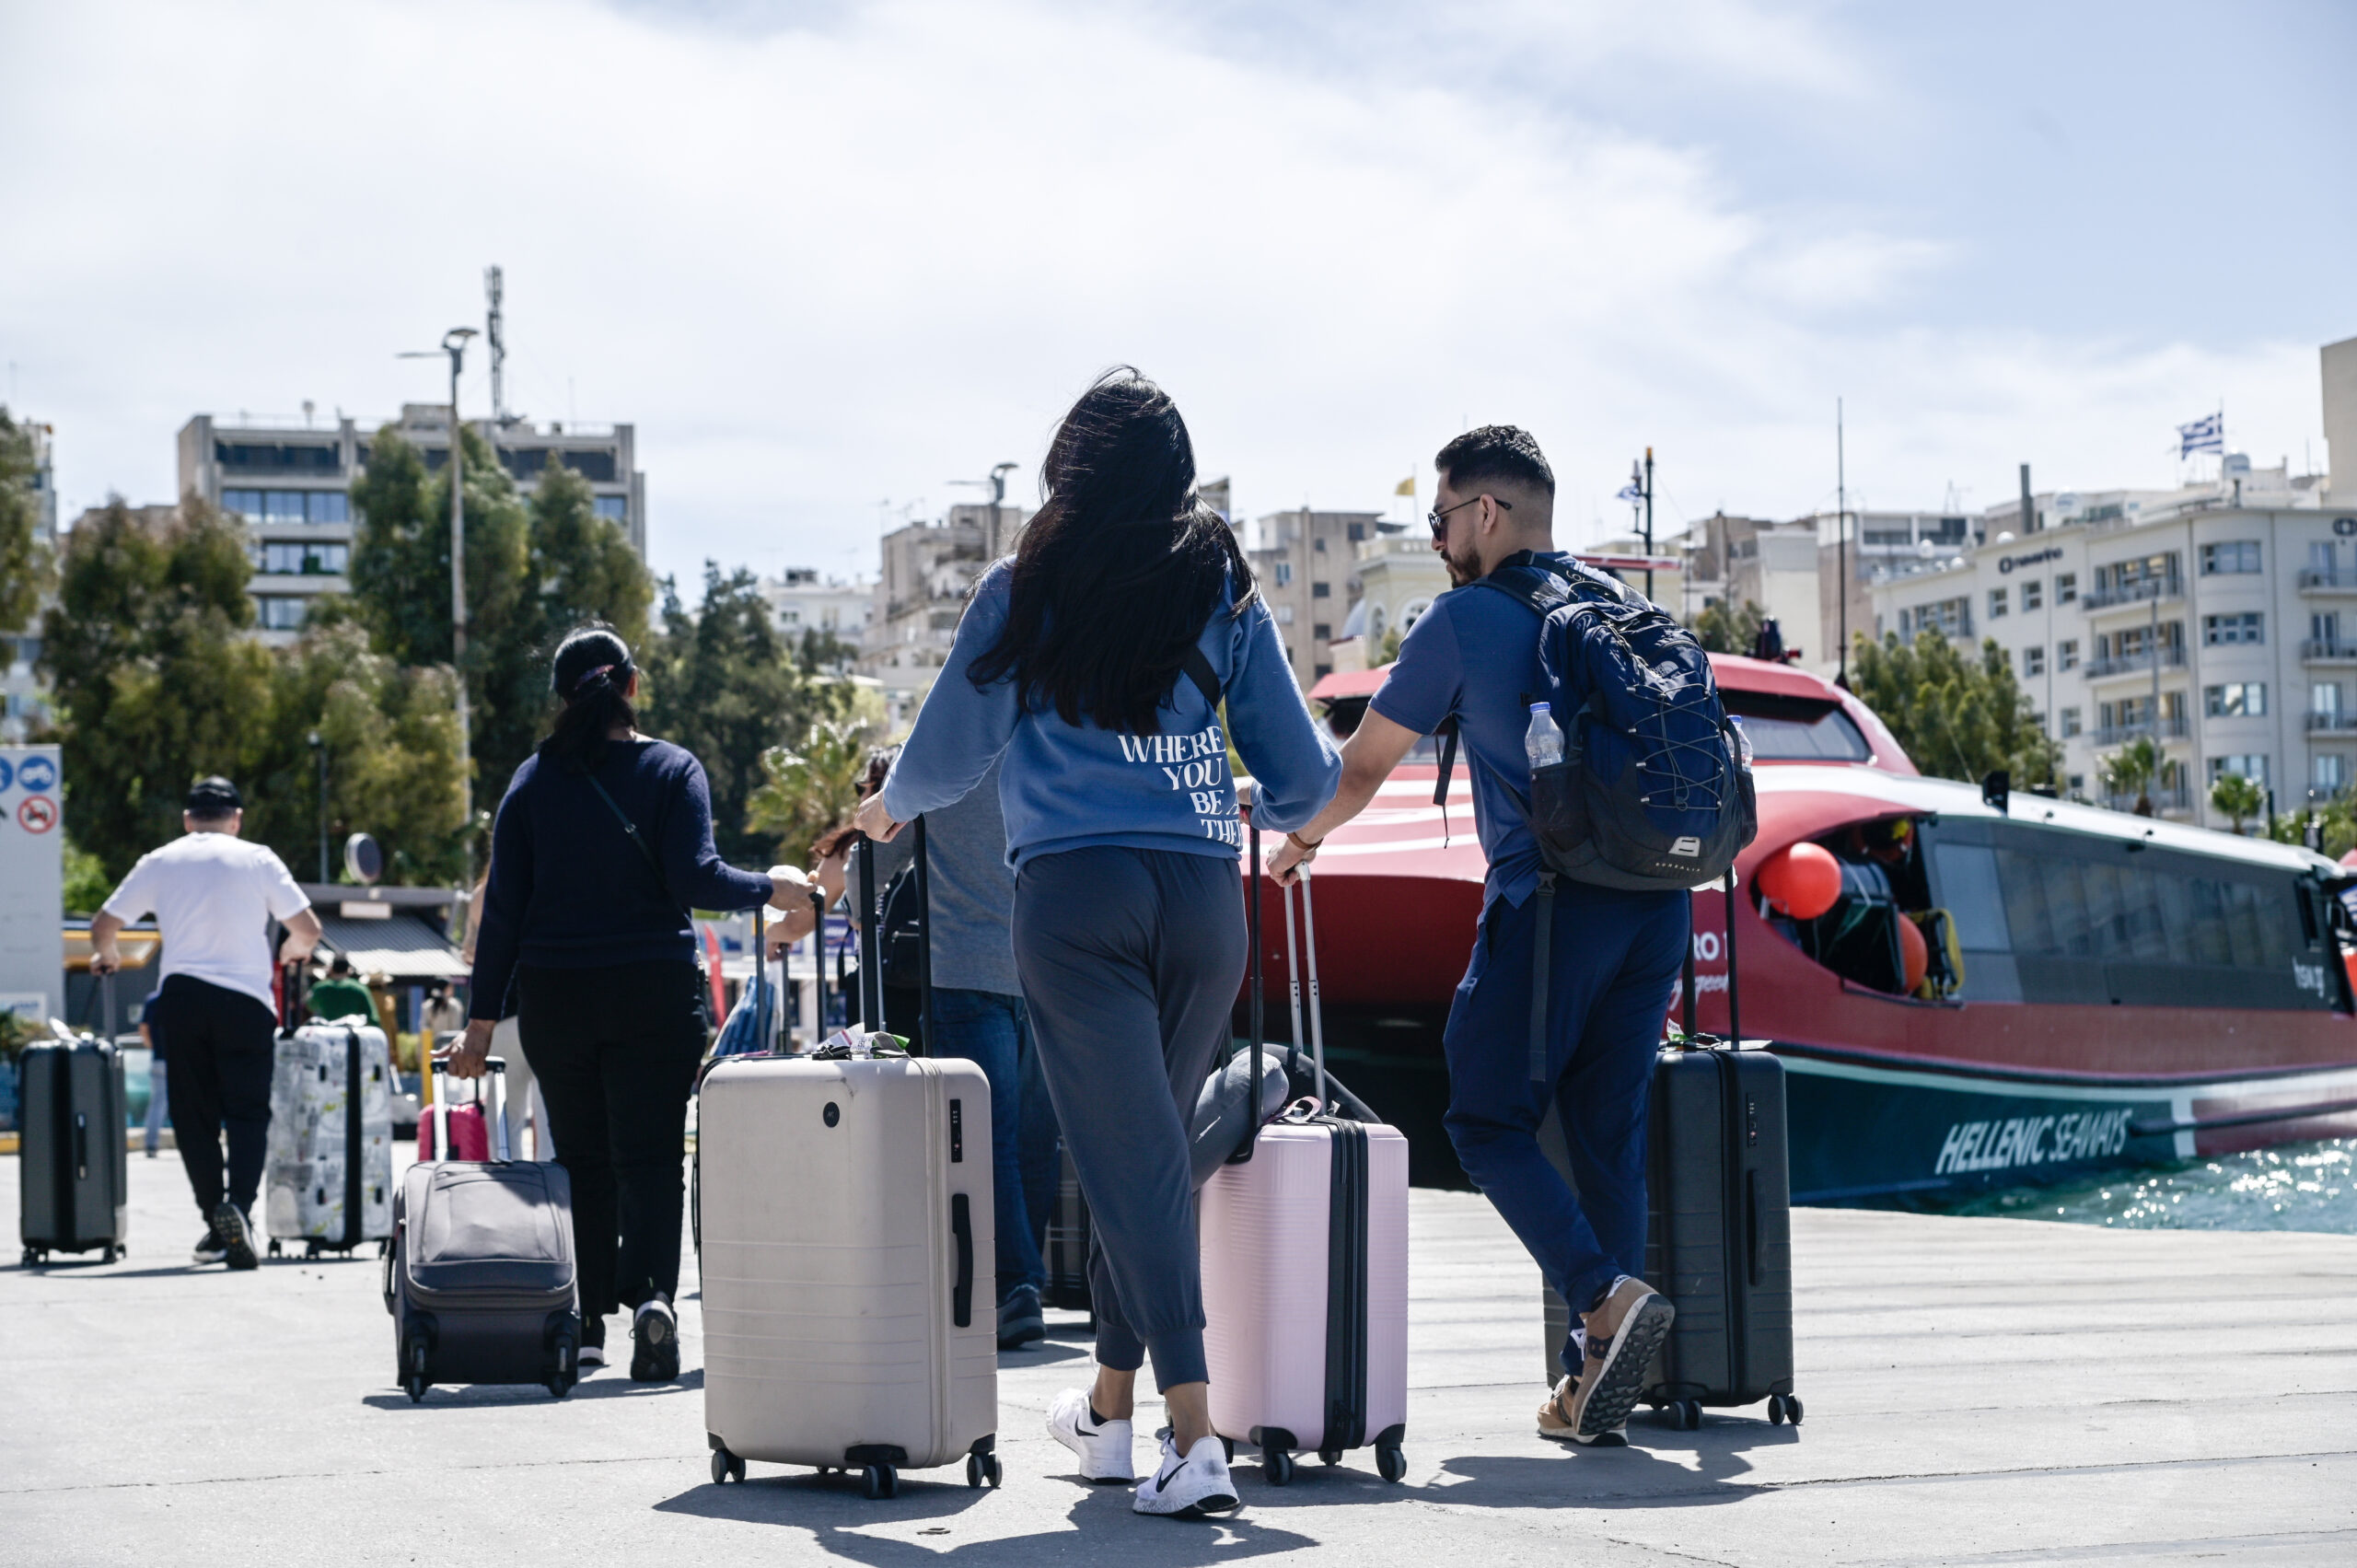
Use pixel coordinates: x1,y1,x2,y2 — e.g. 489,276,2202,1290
1897,912,1929,993
1756,842,1841,921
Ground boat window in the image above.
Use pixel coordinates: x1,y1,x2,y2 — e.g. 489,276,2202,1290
1929,842,2010,951
1721,691,1871,762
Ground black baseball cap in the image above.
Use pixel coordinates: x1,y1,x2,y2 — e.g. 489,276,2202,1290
186,776,243,814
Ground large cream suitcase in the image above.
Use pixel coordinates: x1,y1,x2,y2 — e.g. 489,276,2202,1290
699,1045,999,1499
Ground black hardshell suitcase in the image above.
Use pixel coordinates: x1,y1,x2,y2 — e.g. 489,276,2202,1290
386,1062,581,1402
1041,1144,1094,1316
1539,871,1802,1429
18,1031,130,1265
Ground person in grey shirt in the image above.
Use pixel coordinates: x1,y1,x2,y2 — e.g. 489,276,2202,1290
819,752,1059,1348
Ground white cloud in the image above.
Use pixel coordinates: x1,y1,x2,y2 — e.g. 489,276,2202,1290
0,0,2332,587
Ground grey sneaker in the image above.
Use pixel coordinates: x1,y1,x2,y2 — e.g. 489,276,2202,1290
212,1203,259,1271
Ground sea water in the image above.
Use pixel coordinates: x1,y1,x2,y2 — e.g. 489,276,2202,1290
1947,1138,2357,1235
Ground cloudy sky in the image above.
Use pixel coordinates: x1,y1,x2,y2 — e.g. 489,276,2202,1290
4,0,2351,586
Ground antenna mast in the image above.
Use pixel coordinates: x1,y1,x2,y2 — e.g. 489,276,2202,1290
484,265,506,423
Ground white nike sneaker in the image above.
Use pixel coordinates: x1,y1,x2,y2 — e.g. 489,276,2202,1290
1045,1388,1135,1483
1132,1432,1239,1517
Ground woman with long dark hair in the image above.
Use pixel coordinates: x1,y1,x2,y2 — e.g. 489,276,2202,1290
455,626,802,1380
853,369,1340,1516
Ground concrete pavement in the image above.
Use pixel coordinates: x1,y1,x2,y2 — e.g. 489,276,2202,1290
5,1146,2355,1566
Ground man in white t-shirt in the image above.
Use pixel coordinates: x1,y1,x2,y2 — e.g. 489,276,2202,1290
91,778,321,1269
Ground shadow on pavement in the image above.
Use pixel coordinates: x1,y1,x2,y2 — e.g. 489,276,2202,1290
656,1472,1318,1564
1430,1419,1800,1509
359,1368,704,1411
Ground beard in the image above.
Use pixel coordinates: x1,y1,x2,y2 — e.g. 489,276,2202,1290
1442,539,1485,587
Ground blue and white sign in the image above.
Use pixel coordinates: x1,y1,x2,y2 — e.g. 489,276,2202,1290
17,754,55,793
0,756,11,792
0,746,64,1029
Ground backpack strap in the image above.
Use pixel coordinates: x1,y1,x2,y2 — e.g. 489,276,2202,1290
1527,870,1557,1084
1180,644,1225,711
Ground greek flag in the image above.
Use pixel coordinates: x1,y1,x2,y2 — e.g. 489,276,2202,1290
1616,480,1643,504
2177,411,2223,457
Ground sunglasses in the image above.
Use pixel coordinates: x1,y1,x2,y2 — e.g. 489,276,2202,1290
1427,494,1511,539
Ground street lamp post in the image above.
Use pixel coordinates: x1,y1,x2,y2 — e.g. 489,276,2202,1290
308,730,327,884
400,326,481,879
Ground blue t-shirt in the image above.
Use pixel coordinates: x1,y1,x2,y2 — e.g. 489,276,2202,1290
1368,555,1570,908
881,560,1341,869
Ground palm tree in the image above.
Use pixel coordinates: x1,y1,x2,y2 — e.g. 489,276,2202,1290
2102,735,2163,816
2209,772,2265,835
747,715,877,865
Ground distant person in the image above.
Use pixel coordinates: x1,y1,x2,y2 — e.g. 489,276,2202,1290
1267,426,1686,1446
89,777,321,1270
854,369,1341,1516
138,1015,165,1158
815,751,1062,1352
421,981,465,1040
307,954,377,1027
455,627,797,1380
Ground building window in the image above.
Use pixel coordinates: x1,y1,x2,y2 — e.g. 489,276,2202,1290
309,490,349,524
2200,540,2261,575
2057,638,2079,670
1903,597,1971,639
2208,754,2269,785
2205,682,2267,717
2021,579,2043,611
2315,683,2344,719
2023,645,2046,678
1312,581,1331,598
2060,707,2081,738
1274,561,1292,587
1276,604,1295,624
2203,612,2263,646
1314,536,1329,552
1314,664,1333,679
1313,623,1332,642
1988,587,2008,619
2066,772,2085,795
253,596,309,632
593,495,628,521
1347,522,1366,542
2056,572,2077,605
2317,754,2347,792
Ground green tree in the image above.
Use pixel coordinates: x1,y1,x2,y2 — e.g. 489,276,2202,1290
2101,735,2162,816
241,622,470,886
38,496,277,879
2270,793,2357,859
0,408,50,633
528,458,652,652
1374,622,1404,666
1846,629,2061,789
1692,598,1766,656
61,838,111,918
748,711,884,865
2208,772,2265,835
640,564,847,865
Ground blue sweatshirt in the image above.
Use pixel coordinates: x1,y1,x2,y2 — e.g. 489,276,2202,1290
469,738,773,1022
881,560,1341,867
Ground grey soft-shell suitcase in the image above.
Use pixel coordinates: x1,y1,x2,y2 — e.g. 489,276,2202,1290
1540,875,1801,1429
384,1062,579,1402
18,1033,129,1265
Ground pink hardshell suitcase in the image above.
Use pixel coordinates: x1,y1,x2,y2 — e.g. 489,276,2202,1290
1201,849,1410,1485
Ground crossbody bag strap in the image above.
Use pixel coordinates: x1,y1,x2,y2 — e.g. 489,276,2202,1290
583,771,668,885
1180,644,1225,712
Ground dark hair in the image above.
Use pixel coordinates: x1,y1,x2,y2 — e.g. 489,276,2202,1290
329,954,354,977
810,749,900,862
186,775,242,819
1434,424,1554,499
969,368,1256,735
540,625,636,770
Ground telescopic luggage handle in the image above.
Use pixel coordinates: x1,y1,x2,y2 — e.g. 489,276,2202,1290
429,1057,509,1163
1230,820,1267,1166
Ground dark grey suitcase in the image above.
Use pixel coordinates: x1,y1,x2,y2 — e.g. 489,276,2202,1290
384,1063,580,1401
1540,874,1802,1429
1041,1143,1093,1316
19,1033,129,1265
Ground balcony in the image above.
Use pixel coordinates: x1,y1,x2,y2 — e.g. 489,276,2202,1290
2298,568,2357,592
2099,780,2194,815
2084,647,2188,680
2092,715,2189,746
2081,577,2183,613
2300,640,2357,664
2305,712,2357,733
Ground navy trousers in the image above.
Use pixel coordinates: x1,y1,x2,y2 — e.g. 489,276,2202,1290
1443,879,1689,1318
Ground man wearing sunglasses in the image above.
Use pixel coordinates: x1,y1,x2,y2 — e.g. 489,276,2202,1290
1267,425,1686,1449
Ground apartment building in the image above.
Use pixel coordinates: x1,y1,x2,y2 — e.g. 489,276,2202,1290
763,567,872,666
1246,509,1391,686
178,407,646,646
1678,511,1821,661
860,502,1030,727
2,417,57,740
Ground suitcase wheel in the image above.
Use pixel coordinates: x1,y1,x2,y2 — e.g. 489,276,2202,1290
965,1451,1002,1489
18,1249,36,1267
711,1446,745,1484
402,1336,430,1404
267,1240,283,1259
1263,1449,1295,1487
861,1464,899,1501
1770,1393,1803,1427
1667,1400,1702,1432
1376,1441,1407,1484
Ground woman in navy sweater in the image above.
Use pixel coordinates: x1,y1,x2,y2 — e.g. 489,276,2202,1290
456,626,792,1381
854,369,1340,1516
